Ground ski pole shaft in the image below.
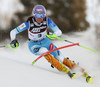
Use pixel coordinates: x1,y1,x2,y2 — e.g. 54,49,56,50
56,36,100,53
0,44,11,48
32,43,79,64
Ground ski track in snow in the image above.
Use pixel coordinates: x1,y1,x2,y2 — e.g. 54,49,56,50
0,28,100,87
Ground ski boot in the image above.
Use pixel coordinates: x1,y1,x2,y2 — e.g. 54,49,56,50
61,64,76,79
83,72,92,83
63,57,76,69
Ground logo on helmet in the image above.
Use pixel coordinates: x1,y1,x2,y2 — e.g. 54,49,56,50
37,9,43,12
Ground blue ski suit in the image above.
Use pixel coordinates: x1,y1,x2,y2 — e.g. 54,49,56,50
10,16,64,60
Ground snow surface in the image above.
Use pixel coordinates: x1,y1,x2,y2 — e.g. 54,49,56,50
0,28,100,87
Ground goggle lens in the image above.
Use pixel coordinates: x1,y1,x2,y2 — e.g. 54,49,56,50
35,14,45,18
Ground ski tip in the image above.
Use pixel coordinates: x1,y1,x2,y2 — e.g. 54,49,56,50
86,76,93,83
71,73,76,79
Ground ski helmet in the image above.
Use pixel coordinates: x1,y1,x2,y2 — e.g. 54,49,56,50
32,5,46,17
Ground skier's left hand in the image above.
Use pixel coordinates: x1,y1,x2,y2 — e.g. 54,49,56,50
46,31,57,39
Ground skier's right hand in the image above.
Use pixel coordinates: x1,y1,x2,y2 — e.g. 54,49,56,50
10,40,19,49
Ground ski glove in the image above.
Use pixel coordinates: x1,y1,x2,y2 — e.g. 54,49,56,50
46,31,57,39
10,40,19,49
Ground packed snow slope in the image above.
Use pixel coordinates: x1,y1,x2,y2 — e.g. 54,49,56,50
0,0,100,87
0,28,100,87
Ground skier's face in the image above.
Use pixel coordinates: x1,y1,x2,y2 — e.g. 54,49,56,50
34,14,45,23
35,18,43,23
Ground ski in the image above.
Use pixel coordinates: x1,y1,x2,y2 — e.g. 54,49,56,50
83,72,92,83
73,64,93,83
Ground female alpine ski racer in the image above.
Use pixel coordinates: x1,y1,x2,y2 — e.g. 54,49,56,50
10,5,92,82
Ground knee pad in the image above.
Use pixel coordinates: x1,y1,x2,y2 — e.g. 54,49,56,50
39,47,48,55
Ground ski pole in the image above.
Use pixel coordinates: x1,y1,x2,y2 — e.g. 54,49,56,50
48,34,100,54
0,44,11,48
56,37,100,53
32,43,79,64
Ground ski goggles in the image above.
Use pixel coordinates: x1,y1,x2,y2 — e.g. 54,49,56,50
35,14,45,18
